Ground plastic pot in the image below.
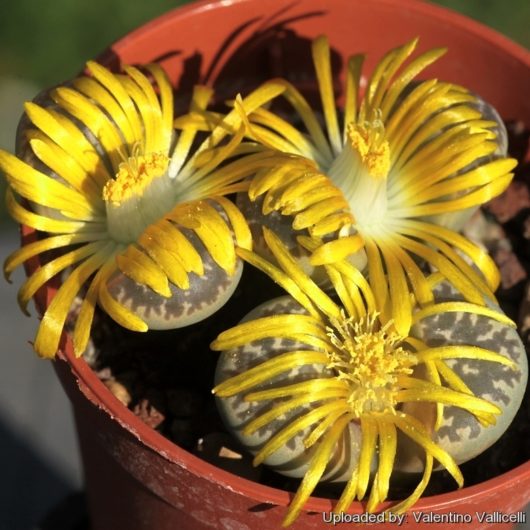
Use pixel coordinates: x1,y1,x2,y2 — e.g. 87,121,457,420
22,0,530,528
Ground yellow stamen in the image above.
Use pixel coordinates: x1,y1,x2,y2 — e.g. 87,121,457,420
346,120,390,180
327,312,416,415
102,152,169,206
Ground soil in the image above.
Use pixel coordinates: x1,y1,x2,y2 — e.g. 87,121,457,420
84,120,530,502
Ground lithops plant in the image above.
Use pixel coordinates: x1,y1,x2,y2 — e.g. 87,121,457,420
182,36,518,336
215,294,366,484
400,280,528,469
213,228,524,526
0,62,293,358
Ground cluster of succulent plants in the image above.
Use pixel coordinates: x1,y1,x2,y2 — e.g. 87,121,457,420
1,35,527,526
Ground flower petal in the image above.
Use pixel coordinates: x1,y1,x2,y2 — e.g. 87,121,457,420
4,232,106,282
5,189,95,234
86,60,143,142
249,107,324,163
150,219,204,275
27,131,103,205
98,271,149,332
123,65,165,153
413,301,514,327
173,200,237,274
146,64,174,151
138,228,190,290
17,241,106,315
235,246,320,317
170,85,214,177
72,256,117,357
373,420,397,507
248,395,347,450
52,86,125,171
212,350,329,396
356,416,378,500
0,150,101,220
72,76,137,149
396,376,502,416
211,314,329,352
312,36,342,155
309,234,364,266
343,54,364,136
23,102,111,186
263,227,341,320
246,378,348,402
213,196,252,250
34,241,113,358
283,413,354,527
416,345,516,369
387,412,463,487
389,454,433,514
379,46,447,119
115,244,171,297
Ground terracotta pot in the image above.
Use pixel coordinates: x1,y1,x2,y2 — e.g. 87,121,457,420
22,0,530,529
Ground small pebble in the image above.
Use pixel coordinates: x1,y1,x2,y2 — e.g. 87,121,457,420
484,180,530,223
96,367,113,381
133,398,165,430
493,247,527,290
103,379,131,407
518,281,530,340
194,432,262,481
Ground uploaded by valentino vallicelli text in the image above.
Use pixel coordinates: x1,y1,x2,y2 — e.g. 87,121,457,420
322,510,527,526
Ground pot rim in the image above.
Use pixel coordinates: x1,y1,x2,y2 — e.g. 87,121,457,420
110,0,530,73
24,0,530,515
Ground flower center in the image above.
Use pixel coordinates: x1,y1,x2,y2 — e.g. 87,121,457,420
327,116,391,232
103,152,169,206
103,152,174,243
327,312,415,416
348,120,390,180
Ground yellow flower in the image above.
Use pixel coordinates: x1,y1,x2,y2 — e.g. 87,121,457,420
188,36,517,336
212,228,516,526
0,62,287,359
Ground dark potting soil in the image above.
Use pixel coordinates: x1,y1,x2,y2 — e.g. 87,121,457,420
84,120,530,502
